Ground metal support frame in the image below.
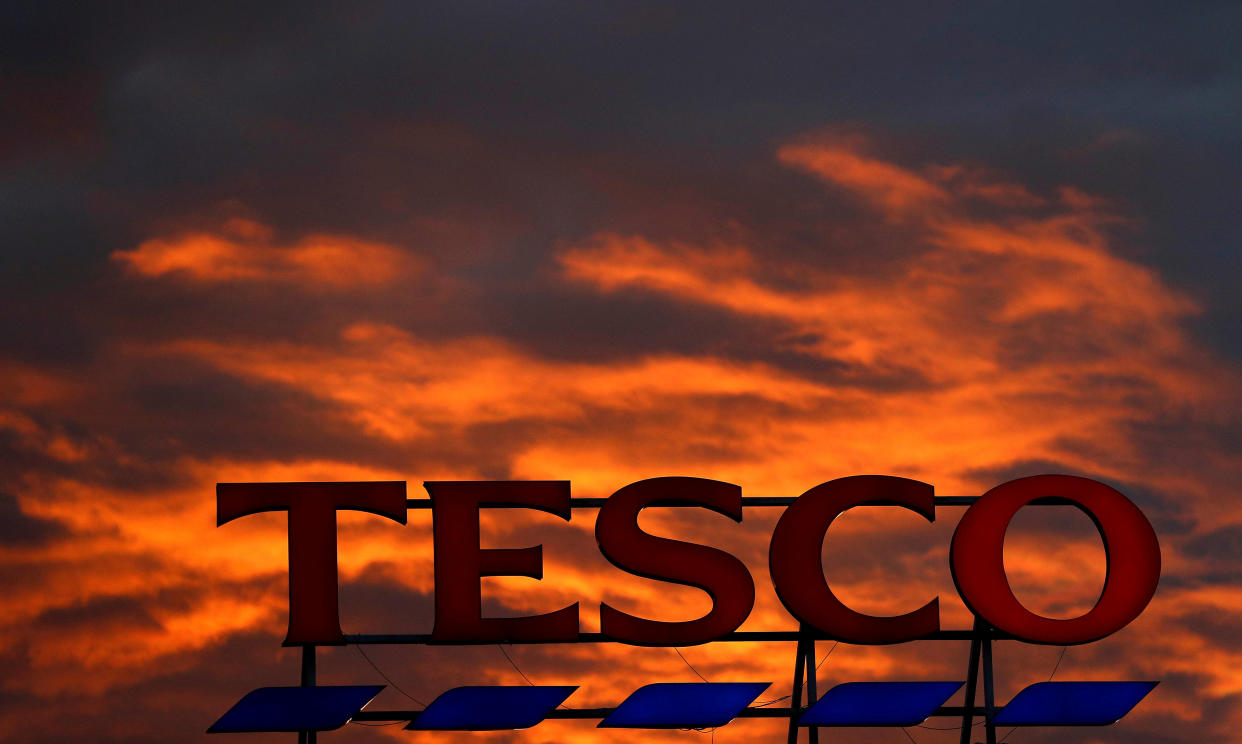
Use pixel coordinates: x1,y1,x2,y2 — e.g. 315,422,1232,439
982,628,996,744
786,625,820,744
299,645,316,744
959,617,996,744
288,495,1035,738
343,614,1007,736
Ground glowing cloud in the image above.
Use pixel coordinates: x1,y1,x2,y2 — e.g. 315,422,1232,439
4,136,1239,744
111,217,417,286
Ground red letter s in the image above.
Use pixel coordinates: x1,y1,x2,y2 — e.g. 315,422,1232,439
595,477,754,646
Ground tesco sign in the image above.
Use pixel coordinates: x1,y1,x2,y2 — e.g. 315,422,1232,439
217,474,1160,649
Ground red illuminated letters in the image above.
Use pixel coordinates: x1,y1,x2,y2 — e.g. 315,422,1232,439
218,474,1161,647
596,477,754,646
769,475,940,644
951,474,1161,645
216,481,407,645
427,481,579,643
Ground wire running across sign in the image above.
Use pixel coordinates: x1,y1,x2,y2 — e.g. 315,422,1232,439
209,474,1161,743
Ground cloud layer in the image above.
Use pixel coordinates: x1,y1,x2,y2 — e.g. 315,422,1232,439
3,5,1242,742
3,132,1240,743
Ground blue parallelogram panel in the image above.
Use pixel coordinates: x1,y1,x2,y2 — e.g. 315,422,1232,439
208,685,384,733
409,686,577,730
799,682,964,726
993,681,1158,726
600,682,771,729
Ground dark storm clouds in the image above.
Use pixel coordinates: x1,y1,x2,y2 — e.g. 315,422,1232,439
4,0,1240,367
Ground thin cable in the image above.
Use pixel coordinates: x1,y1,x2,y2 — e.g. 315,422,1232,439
745,640,839,709
497,644,536,686
997,646,1067,743
815,641,838,670
1045,645,1068,679
901,726,919,744
353,645,428,706
920,646,1067,733
917,720,984,731
673,647,710,682
753,641,836,708
350,720,406,727
494,644,582,711
672,646,790,710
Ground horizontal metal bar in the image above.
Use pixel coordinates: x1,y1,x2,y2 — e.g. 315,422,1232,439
351,705,982,723
404,496,981,509
403,496,1079,509
344,629,1006,645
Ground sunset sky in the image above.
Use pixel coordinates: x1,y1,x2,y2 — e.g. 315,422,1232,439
3,3,1242,743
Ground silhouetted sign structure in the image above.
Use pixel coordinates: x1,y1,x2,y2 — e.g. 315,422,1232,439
211,474,1161,743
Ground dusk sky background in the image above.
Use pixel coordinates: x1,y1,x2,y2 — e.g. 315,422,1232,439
3,2,1241,742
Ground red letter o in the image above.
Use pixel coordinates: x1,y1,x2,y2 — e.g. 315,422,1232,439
950,474,1160,644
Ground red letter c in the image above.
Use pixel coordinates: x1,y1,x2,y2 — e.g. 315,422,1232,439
768,475,940,644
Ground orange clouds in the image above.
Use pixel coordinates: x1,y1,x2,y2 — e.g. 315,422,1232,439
559,141,1236,522
778,138,949,215
111,217,417,286
160,322,828,444
0,361,80,406
3,135,1239,743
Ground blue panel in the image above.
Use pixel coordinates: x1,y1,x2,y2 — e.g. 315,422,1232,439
600,682,771,729
993,681,1158,726
208,685,384,733
799,682,963,726
409,686,577,730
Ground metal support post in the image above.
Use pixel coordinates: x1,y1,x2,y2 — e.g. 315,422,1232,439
960,619,983,744
786,625,821,744
981,630,996,744
787,633,807,744
299,645,317,744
